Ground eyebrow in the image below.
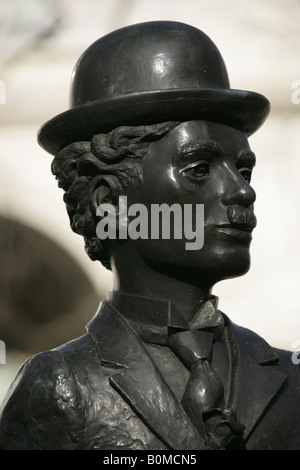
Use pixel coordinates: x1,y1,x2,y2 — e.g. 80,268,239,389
237,150,256,167
177,141,256,167
177,141,225,159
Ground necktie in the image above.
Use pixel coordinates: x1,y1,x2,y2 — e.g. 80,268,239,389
169,299,246,450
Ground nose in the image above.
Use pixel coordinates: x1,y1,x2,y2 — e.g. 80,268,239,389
221,164,256,207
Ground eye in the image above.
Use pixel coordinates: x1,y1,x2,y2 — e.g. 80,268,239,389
180,161,210,181
239,167,252,184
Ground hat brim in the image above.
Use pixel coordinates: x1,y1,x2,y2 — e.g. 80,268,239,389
38,88,270,155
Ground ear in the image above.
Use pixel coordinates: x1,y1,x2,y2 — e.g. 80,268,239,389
88,175,127,239
89,174,123,212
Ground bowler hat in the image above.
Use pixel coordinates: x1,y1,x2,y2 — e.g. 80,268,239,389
38,21,270,155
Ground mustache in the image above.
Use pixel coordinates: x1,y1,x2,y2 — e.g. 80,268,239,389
226,205,257,231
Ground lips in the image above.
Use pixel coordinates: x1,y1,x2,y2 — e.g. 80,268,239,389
216,205,257,243
226,205,257,231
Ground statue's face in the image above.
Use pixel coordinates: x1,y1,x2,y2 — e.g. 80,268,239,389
125,120,257,287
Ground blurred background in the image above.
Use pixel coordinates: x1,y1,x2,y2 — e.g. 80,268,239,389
0,0,300,401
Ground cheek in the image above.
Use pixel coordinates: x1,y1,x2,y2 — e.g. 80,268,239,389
136,169,182,206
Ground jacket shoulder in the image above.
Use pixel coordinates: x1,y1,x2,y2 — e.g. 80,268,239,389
228,316,300,378
0,333,101,449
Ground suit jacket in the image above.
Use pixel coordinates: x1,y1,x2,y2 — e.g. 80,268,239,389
0,300,300,450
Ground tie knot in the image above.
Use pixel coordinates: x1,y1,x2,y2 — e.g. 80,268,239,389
168,330,213,370
168,298,225,368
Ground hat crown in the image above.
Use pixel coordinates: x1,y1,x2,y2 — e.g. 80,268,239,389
70,21,230,108
38,21,270,156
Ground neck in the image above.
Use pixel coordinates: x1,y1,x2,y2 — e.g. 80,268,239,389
110,247,214,324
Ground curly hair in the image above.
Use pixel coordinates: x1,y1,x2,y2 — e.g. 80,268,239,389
51,121,179,270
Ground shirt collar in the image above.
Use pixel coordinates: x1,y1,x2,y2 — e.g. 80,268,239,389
107,292,223,345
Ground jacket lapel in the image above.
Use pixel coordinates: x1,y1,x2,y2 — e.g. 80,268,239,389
86,301,205,450
225,319,287,441
87,302,286,447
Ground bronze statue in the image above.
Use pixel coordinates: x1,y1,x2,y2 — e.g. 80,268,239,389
0,21,299,450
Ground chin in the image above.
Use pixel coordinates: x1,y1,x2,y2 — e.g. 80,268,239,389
198,243,252,284
136,239,252,283
217,251,251,280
